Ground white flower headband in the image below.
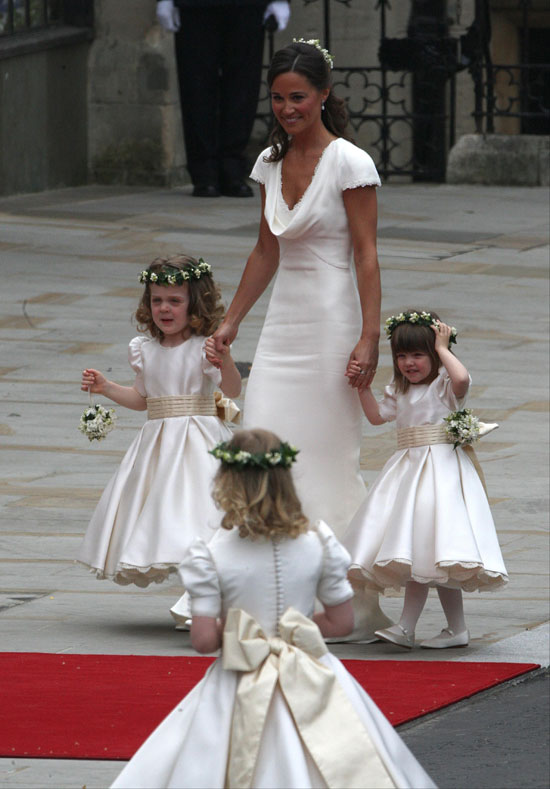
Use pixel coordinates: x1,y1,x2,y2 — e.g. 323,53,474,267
210,441,299,470
385,311,457,346
139,258,212,286
293,38,334,69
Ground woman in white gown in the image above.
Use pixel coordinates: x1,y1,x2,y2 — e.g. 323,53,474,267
111,430,435,789
213,40,392,637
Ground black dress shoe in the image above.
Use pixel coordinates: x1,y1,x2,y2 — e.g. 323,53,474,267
221,181,253,198
192,184,220,198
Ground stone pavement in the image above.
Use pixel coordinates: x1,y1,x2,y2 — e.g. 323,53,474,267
0,182,548,787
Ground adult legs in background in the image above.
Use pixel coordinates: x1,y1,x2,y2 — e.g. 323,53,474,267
174,5,265,194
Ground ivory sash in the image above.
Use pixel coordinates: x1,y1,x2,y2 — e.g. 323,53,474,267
396,422,499,495
146,393,240,423
222,607,395,789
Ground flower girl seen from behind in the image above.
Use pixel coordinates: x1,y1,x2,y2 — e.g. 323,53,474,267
78,254,241,589
111,429,435,789
344,311,508,649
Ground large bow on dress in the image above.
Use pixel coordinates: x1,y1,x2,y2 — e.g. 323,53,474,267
214,391,241,424
222,607,395,789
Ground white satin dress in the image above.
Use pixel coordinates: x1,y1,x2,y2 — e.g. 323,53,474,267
246,138,381,536
78,335,232,587
343,370,508,592
111,522,436,789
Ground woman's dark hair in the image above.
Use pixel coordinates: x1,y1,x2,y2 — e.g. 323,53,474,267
265,41,351,162
390,310,442,393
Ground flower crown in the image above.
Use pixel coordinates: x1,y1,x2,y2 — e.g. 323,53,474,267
385,311,457,346
210,441,299,470
139,258,212,286
293,38,334,69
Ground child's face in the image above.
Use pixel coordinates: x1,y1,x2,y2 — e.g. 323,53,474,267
395,351,434,385
150,283,190,344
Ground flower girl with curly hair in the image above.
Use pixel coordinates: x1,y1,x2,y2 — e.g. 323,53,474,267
78,254,241,589
343,310,508,649
111,429,435,789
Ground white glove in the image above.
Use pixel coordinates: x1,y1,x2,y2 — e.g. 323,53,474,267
263,1,290,31
156,0,181,33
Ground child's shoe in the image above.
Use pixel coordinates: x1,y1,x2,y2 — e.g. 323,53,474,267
420,627,469,648
325,587,394,644
374,623,415,649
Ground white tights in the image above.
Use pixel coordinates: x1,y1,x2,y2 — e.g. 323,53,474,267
399,581,466,633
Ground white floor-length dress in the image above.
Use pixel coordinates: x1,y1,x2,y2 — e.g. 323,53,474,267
111,522,436,789
245,138,381,536
343,370,508,592
78,335,232,587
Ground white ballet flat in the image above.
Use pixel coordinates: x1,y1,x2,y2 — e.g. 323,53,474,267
420,627,470,648
374,624,415,649
174,618,192,631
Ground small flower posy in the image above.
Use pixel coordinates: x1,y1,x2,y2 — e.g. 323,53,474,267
444,408,480,449
209,441,299,470
79,403,117,442
293,37,334,69
139,258,212,286
385,311,458,346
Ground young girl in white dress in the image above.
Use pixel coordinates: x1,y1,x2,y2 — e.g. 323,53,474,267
344,311,508,649
78,254,241,588
111,429,436,789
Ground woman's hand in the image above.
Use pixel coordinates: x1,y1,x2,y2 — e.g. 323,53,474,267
347,338,379,390
81,368,107,394
212,320,238,356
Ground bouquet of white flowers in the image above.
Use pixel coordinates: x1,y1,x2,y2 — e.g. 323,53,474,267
79,402,116,442
443,408,480,449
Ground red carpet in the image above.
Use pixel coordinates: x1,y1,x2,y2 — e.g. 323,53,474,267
0,653,538,760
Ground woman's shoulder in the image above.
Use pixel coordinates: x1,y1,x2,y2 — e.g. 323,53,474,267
250,147,277,184
333,138,381,188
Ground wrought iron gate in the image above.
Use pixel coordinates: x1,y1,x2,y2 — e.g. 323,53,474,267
258,0,461,182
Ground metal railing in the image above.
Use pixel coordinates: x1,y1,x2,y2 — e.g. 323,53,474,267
0,0,62,35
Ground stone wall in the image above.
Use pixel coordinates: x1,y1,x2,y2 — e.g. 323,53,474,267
0,30,90,196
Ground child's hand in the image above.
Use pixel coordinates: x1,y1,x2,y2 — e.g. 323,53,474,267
345,359,363,379
205,337,225,369
81,368,107,394
431,321,454,353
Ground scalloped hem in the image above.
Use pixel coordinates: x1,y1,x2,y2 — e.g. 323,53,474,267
350,559,508,594
77,560,178,588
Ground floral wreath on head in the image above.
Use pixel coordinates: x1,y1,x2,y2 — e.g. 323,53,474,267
139,258,212,286
385,311,457,347
293,38,334,69
209,441,299,470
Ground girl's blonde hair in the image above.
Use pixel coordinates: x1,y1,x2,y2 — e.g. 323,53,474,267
212,429,309,540
135,254,224,339
390,309,442,393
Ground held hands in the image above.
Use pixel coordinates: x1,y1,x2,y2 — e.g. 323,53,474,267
346,338,379,390
81,368,107,395
263,1,290,31
205,336,228,370
156,0,181,33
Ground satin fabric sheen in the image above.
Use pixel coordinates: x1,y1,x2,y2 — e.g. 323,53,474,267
78,335,232,586
343,370,508,592
246,138,381,536
110,523,436,789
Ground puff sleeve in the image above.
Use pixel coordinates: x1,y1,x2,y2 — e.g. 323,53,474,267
200,340,222,387
433,368,471,410
179,539,222,618
378,383,397,423
337,142,381,191
315,521,354,607
249,148,272,184
128,336,147,397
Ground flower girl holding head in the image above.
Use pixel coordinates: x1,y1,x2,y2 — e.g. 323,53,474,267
344,310,508,649
111,428,435,789
78,254,241,589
